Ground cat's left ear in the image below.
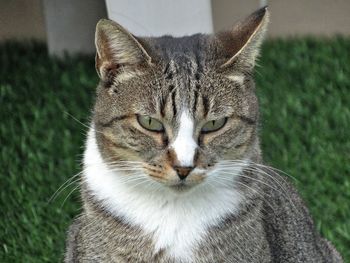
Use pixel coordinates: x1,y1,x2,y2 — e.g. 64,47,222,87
216,7,269,71
95,19,153,82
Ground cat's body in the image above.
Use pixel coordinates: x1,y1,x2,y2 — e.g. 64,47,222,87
65,8,342,262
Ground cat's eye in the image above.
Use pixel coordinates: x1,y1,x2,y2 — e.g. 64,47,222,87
137,115,164,132
201,118,227,133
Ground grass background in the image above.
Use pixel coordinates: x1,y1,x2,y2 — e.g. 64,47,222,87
0,38,349,262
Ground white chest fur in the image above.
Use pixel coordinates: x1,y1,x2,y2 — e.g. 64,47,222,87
84,128,243,262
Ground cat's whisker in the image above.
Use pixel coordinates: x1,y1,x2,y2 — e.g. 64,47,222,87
60,183,82,208
108,168,144,171
117,175,148,185
50,164,143,203
218,164,294,205
244,166,287,188
238,162,299,212
86,160,144,166
219,160,298,182
126,178,152,191
105,163,144,168
231,181,279,215
218,161,296,192
108,171,145,175
107,163,144,166
112,172,147,181
252,163,298,182
143,180,163,192
48,171,83,203
217,165,285,191
105,160,144,163
49,177,81,203
83,161,145,171
242,166,297,207
219,170,295,211
213,174,266,197
85,167,144,172
108,165,143,168
63,111,104,135
207,176,236,189
215,165,299,213
218,171,282,194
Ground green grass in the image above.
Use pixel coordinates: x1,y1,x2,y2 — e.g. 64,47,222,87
1,38,349,262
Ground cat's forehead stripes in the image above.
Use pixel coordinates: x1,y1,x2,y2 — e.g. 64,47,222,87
159,58,203,167
159,56,210,120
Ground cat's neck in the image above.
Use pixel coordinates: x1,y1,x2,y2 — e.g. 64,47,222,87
83,126,243,262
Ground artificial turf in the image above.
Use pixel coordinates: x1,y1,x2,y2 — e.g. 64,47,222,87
0,38,349,262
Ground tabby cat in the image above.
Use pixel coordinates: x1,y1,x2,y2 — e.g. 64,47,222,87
65,7,342,263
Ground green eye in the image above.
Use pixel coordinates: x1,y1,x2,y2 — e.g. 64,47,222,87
201,118,227,133
137,115,164,132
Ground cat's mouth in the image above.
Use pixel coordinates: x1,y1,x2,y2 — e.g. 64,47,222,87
141,163,209,191
150,171,207,192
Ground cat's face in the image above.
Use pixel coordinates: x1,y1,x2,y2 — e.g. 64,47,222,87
93,8,268,192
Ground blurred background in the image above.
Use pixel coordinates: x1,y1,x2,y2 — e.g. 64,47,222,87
0,0,349,262
1,0,350,55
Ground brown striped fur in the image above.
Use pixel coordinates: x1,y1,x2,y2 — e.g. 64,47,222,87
65,7,342,262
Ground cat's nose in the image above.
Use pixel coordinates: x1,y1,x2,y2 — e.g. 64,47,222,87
173,166,194,180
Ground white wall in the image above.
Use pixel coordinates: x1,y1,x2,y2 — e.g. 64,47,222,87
43,0,107,56
212,0,350,37
1,0,350,55
106,0,213,36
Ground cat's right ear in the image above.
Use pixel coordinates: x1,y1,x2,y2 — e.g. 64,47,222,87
95,19,153,82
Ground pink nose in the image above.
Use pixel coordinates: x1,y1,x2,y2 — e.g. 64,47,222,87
173,166,194,180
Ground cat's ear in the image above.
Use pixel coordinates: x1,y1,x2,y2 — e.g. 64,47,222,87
95,19,153,81
216,7,269,71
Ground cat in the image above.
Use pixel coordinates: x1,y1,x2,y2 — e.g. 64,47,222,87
65,7,343,263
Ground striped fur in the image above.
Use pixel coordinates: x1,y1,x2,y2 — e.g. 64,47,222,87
65,7,343,263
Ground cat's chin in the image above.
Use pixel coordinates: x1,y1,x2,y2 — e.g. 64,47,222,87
168,183,195,193
164,180,202,193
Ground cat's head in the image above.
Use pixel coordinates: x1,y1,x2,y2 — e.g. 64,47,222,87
92,7,269,192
